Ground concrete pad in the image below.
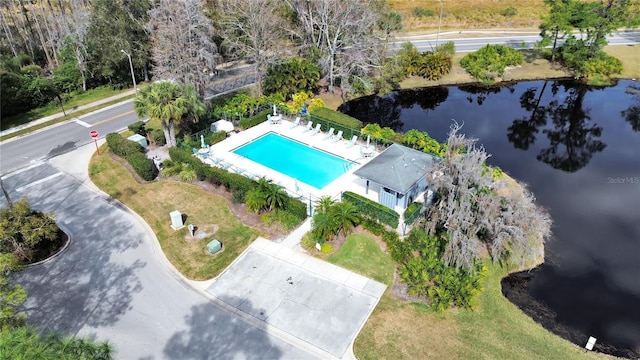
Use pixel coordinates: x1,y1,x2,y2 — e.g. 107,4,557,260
344,274,370,291
206,242,386,359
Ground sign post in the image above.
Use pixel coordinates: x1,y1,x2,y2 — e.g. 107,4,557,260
90,130,100,155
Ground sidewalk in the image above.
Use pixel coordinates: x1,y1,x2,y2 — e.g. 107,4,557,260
0,89,136,137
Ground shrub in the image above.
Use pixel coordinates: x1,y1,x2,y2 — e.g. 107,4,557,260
434,41,456,56
413,7,434,17
300,232,317,250
126,151,155,181
460,44,524,82
205,130,227,145
501,7,518,17
263,57,321,99
404,201,423,225
418,52,452,80
310,107,362,129
106,133,142,157
286,198,308,222
320,243,333,254
128,121,147,136
151,129,166,146
239,108,271,130
232,189,246,203
342,191,399,229
178,165,197,182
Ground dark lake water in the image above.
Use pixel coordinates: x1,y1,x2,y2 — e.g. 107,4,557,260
339,79,640,358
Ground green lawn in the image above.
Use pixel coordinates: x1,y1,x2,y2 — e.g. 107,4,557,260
326,232,612,360
88,148,260,280
328,233,396,285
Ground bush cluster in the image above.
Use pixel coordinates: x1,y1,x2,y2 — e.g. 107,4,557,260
105,133,142,157
342,191,399,229
150,129,166,146
403,201,423,226
127,121,147,136
105,133,154,181
239,109,272,130
309,107,362,129
460,44,524,82
167,147,306,229
126,152,155,181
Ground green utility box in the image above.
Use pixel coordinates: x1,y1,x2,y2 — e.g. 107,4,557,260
206,239,222,254
127,134,148,148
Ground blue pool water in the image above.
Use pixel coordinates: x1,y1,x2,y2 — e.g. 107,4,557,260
233,132,356,189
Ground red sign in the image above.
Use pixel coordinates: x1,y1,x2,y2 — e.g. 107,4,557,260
90,130,99,139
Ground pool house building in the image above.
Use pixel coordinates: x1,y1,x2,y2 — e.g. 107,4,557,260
353,143,441,211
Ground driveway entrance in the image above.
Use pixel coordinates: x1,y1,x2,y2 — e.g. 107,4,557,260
206,239,387,359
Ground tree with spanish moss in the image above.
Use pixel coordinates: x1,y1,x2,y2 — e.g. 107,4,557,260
425,123,552,271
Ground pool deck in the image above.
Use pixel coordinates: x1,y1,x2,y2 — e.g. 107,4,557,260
203,117,379,203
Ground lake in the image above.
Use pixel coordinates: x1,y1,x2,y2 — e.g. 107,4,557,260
339,79,640,358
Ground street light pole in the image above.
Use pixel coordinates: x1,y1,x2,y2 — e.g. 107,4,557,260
436,0,443,48
121,49,137,94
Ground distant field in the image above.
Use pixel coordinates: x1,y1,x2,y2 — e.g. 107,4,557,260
389,0,547,31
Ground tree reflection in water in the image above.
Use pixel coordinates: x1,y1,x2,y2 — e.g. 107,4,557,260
621,85,640,131
508,81,607,172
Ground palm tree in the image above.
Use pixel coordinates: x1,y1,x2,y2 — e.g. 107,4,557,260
245,187,267,213
133,81,203,147
311,211,336,242
314,196,336,215
330,201,361,236
264,182,288,211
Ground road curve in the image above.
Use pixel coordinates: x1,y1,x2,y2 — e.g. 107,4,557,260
2,144,317,359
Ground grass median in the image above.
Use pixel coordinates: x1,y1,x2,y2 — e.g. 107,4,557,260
88,148,260,280
327,234,612,360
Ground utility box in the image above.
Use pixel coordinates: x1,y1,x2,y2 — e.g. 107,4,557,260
127,134,148,148
170,210,184,230
206,239,222,254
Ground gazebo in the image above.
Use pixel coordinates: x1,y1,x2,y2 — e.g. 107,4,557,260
353,143,441,210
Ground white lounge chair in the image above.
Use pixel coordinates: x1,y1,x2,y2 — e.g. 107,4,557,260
346,135,358,148
331,130,343,143
289,117,300,129
323,127,335,140
302,121,313,132
310,123,322,135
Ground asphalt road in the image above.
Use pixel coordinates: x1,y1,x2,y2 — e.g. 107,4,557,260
0,101,141,175
1,149,317,360
401,31,640,52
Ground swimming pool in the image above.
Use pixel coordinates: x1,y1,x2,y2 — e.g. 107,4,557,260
233,132,357,189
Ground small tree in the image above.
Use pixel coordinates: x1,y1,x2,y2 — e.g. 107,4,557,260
0,253,27,330
0,198,58,263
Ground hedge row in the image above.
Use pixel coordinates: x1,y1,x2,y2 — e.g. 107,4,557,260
106,133,154,181
168,146,307,224
168,147,255,194
403,201,423,225
342,191,399,229
310,107,362,129
106,132,143,157
239,108,272,130
307,107,363,140
126,152,155,181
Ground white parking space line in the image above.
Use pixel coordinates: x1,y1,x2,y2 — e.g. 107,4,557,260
16,172,63,192
74,119,91,128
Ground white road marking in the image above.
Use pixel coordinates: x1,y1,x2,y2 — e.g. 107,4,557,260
15,172,63,192
74,119,91,128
